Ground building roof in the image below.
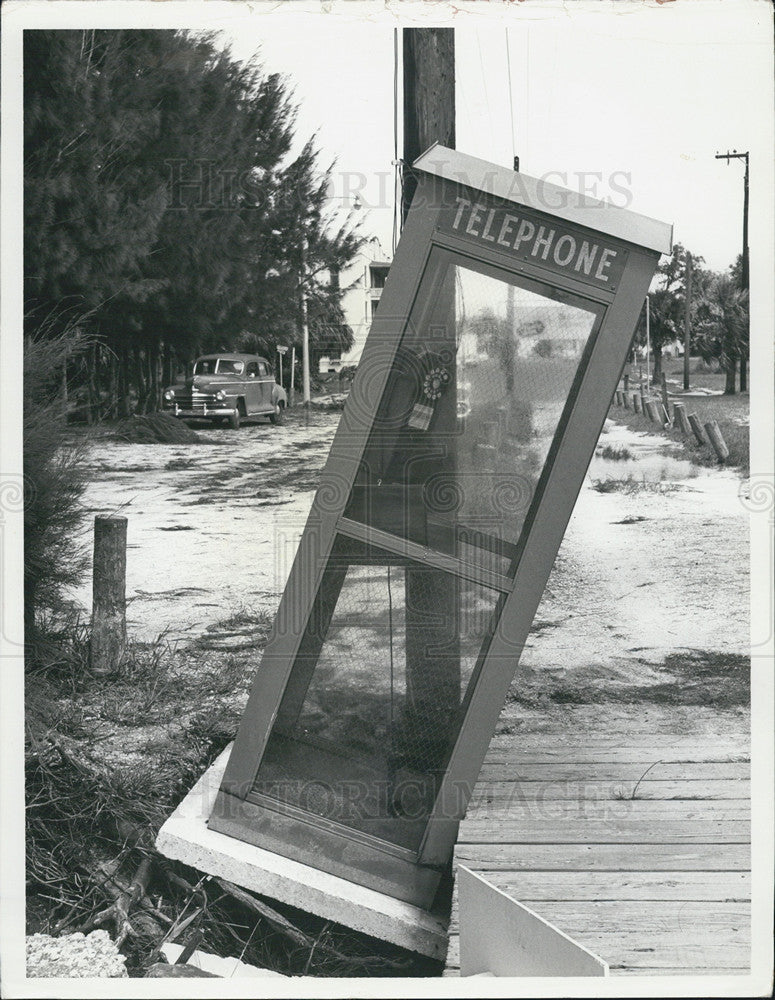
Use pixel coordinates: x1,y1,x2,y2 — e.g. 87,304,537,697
414,144,673,256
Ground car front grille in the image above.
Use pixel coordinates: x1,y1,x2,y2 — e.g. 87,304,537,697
174,391,217,413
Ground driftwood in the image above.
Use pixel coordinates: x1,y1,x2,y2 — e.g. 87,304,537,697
79,858,153,947
213,877,412,970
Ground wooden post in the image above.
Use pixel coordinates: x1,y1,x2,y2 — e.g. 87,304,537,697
403,27,460,736
632,393,642,414
639,392,647,414
615,389,623,406
646,400,663,424
683,251,692,391
660,372,671,424
622,391,630,409
402,28,455,224
687,412,707,446
673,403,692,434
623,373,630,392
91,515,127,675
704,420,730,462
673,402,691,435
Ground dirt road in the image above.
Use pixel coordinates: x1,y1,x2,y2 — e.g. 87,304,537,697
71,411,749,668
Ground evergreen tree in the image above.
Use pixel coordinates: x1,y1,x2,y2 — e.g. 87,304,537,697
24,29,364,415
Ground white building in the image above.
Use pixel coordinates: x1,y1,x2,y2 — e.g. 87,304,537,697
318,236,391,372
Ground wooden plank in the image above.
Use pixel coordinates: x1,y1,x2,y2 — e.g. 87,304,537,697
506,901,750,969
613,968,751,976
459,799,750,821
453,842,750,871
468,778,750,802
454,870,752,902
476,762,750,781
457,818,751,844
448,903,750,970
483,743,750,762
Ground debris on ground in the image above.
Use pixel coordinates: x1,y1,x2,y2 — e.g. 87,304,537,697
112,412,202,444
27,930,128,978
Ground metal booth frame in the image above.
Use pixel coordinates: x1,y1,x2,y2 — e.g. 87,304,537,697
209,145,673,908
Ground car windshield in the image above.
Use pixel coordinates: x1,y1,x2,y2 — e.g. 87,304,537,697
194,359,244,375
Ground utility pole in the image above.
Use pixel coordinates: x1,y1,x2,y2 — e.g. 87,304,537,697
401,27,459,768
401,28,455,225
715,149,749,391
300,236,311,406
683,251,692,391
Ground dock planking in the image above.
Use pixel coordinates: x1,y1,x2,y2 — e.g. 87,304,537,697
445,729,750,977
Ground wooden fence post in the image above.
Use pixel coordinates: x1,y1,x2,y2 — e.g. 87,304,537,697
704,420,730,463
632,393,642,414
646,400,663,423
622,391,630,409
623,374,630,392
660,372,671,423
615,390,623,406
687,413,707,446
673,402,691,436
91,515,127,675
639,392,647,415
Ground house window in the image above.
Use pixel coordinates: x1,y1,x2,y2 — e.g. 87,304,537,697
369,265,389,289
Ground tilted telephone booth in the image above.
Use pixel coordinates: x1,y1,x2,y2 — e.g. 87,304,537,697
210,145,672,909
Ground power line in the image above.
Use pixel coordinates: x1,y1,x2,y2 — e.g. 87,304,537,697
505,29,516,167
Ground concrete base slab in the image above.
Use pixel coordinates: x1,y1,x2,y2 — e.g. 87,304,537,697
155,745,449,960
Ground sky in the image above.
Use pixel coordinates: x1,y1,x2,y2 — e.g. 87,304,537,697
218,0,773,275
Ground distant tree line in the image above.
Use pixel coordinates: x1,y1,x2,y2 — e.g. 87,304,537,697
24,29,363,420
633,244,749,394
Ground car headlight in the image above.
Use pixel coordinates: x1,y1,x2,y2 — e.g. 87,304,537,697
163,389,175,401
215,390,226,401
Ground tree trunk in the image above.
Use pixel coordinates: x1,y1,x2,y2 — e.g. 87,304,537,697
651,345,663,384
149,342,160,411
724,356,737,395
118,345,131,418
107,351,117,420
739,354,747,392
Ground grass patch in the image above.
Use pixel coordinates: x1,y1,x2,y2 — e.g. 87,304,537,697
25,613,439,977
591,476,681,495
613,365,749,472
599,444,634,461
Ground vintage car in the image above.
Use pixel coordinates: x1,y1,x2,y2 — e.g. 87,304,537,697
162,353,287,429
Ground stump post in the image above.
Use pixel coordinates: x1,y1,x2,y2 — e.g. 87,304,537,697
687,412,707,446
704,420,730,463
673,402,691,436
91,515,127,675
645,400,659,423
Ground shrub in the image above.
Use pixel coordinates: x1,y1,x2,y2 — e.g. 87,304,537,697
24,327,90,647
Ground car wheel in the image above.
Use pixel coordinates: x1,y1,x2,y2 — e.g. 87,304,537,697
269,401,285,425
228,408,241,430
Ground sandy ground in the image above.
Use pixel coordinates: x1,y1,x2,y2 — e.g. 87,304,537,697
70,411,749,666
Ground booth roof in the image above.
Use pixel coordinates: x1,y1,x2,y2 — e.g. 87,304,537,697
414,143,673,256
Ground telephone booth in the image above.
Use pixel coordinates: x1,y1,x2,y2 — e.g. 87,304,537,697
209,145,672,908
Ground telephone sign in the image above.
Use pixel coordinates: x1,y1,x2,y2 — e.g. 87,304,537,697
209,145,672,908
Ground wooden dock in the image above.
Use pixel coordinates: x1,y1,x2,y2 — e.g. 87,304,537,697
444,725,750,976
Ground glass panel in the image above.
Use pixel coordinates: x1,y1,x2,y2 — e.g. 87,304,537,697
253,537,503,852
344,258,600,575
